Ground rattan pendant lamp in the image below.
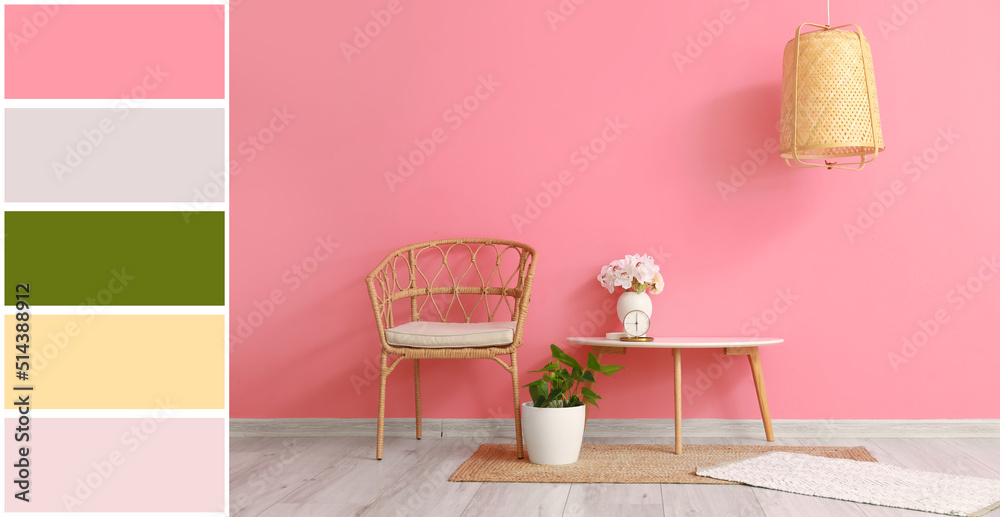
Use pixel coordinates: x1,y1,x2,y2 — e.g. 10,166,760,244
780,0,884,170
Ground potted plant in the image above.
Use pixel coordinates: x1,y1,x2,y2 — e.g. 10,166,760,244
521,344,623,465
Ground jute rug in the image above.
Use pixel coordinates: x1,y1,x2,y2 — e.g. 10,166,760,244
697,451,1000,517
449,443,876,484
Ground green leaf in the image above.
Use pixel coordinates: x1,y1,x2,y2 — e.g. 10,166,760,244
521,379,547,400
582,371,596,384
528,382,548,406
587,353,601,371
581,387,601,400
596,364,625,376
550,344,583,371
559,381,573,397
528,385,539,405
529,362,560,374
587,352,624,376
542,384,564,408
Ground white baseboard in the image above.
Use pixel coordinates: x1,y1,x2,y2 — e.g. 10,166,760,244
230,418,1000,439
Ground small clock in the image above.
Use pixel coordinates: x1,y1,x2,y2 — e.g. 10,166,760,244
621,309,653,342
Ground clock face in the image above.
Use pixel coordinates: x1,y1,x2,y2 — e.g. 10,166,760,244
623,310,650,337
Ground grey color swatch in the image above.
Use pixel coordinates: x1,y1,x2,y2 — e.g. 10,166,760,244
5,108,224,202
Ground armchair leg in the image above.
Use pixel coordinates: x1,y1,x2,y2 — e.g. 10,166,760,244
511,351,524,459
413,359,422,440
376,352,388,460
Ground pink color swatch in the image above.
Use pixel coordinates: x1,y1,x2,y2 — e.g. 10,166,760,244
5,5,223,99
4,418,223,512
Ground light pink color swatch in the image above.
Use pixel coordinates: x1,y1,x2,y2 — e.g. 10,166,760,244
5,5,223,99
4,418,223,512
226,1,1000,420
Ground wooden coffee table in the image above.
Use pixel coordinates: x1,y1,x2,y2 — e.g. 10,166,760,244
566,337,783,454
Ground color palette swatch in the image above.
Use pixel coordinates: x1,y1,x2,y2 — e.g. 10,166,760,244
5,5,224,99
4,4,226,514
6,108,225,202
4,315,225,410
5,211,224,306
4,418,225,512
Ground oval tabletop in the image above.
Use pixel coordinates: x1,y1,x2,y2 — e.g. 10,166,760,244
566,337,784,349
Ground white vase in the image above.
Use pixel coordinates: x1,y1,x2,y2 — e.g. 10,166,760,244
617,291,653,323
521,402,587,465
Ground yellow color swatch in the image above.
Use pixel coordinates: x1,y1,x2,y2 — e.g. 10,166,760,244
6,314,224,409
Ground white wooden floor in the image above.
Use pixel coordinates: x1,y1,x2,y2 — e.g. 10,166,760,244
231,434,1000,516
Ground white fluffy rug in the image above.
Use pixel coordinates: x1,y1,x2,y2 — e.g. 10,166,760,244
697,452,1000,516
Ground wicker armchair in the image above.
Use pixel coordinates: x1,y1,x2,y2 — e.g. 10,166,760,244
365,239,538,460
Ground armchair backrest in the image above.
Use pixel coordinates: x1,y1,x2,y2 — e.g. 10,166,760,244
365,239,538,345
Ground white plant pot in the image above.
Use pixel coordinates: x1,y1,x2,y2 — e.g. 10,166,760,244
521,402,587,465
617,291,653,329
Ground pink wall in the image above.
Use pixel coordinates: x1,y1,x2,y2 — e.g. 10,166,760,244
230,0,1000,419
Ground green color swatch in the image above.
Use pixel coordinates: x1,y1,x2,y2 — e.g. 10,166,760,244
5,211,224,305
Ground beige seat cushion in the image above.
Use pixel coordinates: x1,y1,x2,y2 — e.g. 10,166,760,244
384,321,516,348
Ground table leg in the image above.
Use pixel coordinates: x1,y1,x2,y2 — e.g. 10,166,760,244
673,348,682,454
725,346,775,442
747,347,774,442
